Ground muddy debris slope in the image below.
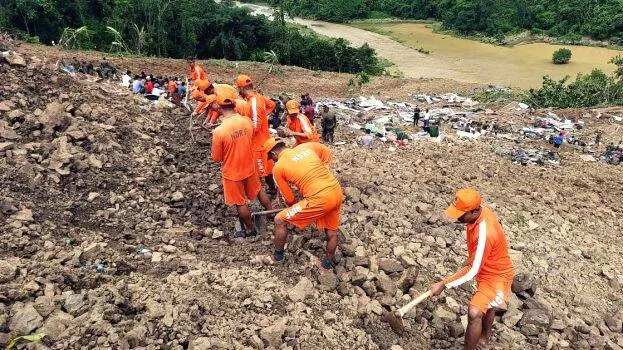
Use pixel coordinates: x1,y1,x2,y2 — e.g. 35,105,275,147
1,49,623,350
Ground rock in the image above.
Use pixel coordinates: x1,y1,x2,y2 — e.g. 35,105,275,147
523,296,550,311
260,318,286,348
448,321,465,337
0,101,12,112
0,259,18,283
6,53,26,67
396,267,418,292
39,310,73,340
33,295,56,317
10,208,33,222
398,255,417,267
344,187,361,203
502,308,524,328
9,304,43,334
390,346,404,350
362,280,377,296
351,266,369,286
0,142,14,152
512,272,536,296
39,101,71,134
189,337,212,350
171,191,184,202
124,325,148,348
434,306,457,322
519,309,552,330
152,252,163,263
7,109,24,123
605,314,623,333
317,271,338,291
378,258,404,274
375,272,397,296
0,120,19,140
63,294,86,316
81,242,103,262
288,277,313,302
212,229,224,239
86,192,100,202
353,255,369,267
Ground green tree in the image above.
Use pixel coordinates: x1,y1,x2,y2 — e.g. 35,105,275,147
552,48,572,64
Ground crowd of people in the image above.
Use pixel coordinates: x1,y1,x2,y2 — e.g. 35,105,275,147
120,70,186,102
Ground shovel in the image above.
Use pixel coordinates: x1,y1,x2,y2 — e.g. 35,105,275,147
383,290,432,335
251,208,283,233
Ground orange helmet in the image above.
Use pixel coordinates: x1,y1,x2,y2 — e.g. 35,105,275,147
216,91,237,107
263,137,286,153
235,74,253,89
285,100,300,115
195,79,212,91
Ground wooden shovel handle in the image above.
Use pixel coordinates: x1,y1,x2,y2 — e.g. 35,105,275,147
251,208,283,217
397,290,432,317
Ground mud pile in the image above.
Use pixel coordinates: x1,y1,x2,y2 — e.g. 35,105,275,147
1,46,622,350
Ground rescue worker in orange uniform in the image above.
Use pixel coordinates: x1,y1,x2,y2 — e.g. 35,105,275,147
235,75,278,196
191,79,216,117
187,56,207,82
211,92,272,238
283,100,320,146
263,137,343,269
429,189,515,350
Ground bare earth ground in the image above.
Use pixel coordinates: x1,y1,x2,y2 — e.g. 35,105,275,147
1,42,623,350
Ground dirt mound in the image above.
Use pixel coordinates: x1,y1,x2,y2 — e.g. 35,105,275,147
1,43,622,350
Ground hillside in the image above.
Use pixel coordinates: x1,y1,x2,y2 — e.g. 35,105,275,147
1,40,623,350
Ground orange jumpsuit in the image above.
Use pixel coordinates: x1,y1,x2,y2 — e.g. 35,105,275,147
443,207,515,313
286,113,320,146
239,91,276,177
189,64,207,82
205,84,246,124
211,114,260,206
273,143,343,230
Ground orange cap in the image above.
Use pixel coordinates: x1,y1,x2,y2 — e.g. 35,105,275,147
217,91,237,107
196,79,212,91
444,188,482,220
263,137,285,153
235,74,253,89
285,100,300,115
192,89,205,101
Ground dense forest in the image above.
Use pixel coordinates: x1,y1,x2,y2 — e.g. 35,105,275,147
254,0,623,43
0,0,383,74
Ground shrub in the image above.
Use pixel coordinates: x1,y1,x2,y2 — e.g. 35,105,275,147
552,48,572,64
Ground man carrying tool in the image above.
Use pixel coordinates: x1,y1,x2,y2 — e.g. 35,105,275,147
211,91,272,238
429,188,515,350
187,56,207,82
283,100,320,146
262,137,342,270
235,74,278,196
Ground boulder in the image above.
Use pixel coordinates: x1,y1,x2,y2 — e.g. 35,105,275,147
9,304,43,334
63,294,86,316
0,259,18,283
288,277,313,302
378,258,404,274
519,309,552,333
512,272,536,296
39,310,73,340
189,337,212,350
344,187,361,203
260,318,286,348
317,271,338,292
39,102,71,134
375,272,397,296
6,53,26,67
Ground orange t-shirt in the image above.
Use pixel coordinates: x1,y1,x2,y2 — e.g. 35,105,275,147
189,64,207,82
168,81,178,94
211,114,255,181
443,207,515,287
286,114,320,145
272,144,340,205
239,91,276,150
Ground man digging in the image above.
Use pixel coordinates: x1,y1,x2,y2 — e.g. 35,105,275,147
429,188,515,350
252,138,342,271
